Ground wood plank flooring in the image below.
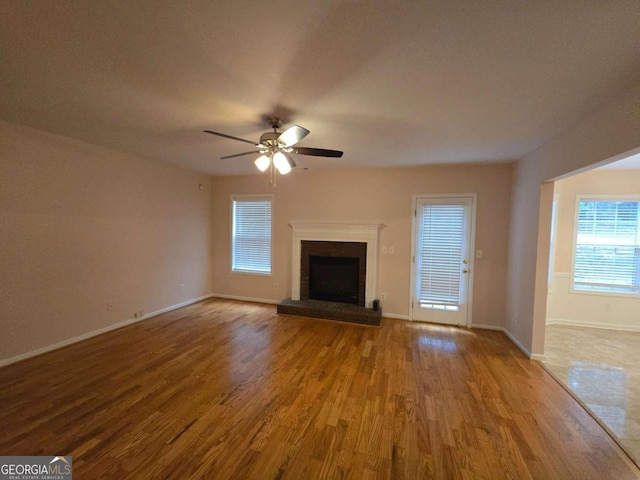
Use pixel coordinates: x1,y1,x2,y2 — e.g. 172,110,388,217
1,298,638,479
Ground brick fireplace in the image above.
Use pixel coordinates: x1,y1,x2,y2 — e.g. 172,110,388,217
288,222,383,308
278,222,384,326
300,240,367,306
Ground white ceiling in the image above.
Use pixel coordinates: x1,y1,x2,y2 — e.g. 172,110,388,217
2,1,639,176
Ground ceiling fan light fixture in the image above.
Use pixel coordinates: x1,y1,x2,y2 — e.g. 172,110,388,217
273,151,292,175
254,154,271,172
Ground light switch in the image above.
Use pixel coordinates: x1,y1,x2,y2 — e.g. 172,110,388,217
382,246,388,254
388,246,395,254
476,250,483,259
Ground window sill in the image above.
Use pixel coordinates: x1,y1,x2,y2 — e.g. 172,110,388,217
231,269,273,277
569,287,640,299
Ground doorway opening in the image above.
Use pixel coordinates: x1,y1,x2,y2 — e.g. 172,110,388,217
543,151,640,465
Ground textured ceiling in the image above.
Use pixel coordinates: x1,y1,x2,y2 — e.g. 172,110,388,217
2,1,639,175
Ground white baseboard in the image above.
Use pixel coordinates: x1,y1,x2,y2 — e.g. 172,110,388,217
2,294,546,367
546,317,640,332
502,328,534,359
383,312,409,320
211,293,280,305
0,294,214,367
213,294,410,322
211,294,404,319
472,324,543,360
470,324,503,331
148,294,214,317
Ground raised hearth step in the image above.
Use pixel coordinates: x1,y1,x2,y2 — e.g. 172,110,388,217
277,298,381,326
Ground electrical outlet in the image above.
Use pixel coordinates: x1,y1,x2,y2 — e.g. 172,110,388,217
380,293,387,301
180,283,185,291
388,246,395,254
107,303,114,312
382,246,388,254
135,311,143,318
274,282,279,290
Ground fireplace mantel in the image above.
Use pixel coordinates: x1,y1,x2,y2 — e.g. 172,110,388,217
289,221,384,308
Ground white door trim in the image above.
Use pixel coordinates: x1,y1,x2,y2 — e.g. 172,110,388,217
409,193,477,326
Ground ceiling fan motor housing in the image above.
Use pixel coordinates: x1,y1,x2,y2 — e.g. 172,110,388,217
259,131,282,148
204,116,342,161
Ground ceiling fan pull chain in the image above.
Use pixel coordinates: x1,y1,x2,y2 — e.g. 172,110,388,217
269,158,276,188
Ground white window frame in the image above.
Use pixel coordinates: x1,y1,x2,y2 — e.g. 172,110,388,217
570,194,640,298
230,194,273,276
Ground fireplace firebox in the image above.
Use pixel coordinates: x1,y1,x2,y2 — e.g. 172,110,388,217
300,240,366,306
309,255,359,304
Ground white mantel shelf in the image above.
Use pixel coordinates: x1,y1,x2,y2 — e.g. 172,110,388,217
289,221,385,308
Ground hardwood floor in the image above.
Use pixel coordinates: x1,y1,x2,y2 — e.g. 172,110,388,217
1,298,638,479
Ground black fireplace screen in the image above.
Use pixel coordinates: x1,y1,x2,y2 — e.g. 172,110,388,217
309,255,360,304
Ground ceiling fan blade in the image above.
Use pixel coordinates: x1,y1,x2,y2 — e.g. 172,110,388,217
220,150,261,160
291,147,343,158
283,152,296,168
277,125,310,147
204,130,261,147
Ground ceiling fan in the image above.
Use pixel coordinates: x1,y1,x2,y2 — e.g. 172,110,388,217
204,116,343,186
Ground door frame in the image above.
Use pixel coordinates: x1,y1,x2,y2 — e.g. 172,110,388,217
409,193,478,326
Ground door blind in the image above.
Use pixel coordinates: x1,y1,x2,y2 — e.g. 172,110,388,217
232,198,272,274
418,204,465,306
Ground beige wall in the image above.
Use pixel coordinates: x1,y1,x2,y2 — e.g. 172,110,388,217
0,121,213,362
546,168,640,330
211,163,512,327
507,83,640,356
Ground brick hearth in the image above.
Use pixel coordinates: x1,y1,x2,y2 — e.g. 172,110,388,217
277,298,381,326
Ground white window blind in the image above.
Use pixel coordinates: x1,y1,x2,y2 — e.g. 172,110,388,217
573,199,640,294
418,204,465,308
232,197,272,274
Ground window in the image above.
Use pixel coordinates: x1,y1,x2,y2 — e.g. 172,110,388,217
231,195,272,274
417,203,466,311
573,197,640,295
